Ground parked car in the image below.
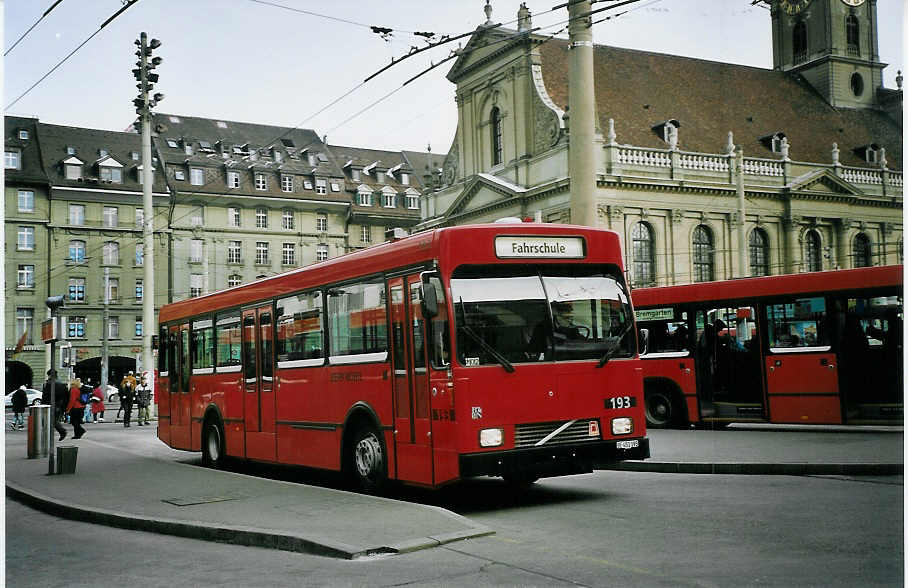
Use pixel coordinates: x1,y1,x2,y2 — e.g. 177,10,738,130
5,388,42,410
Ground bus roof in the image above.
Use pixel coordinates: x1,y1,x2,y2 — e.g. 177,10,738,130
632,265,903,308
159,223,624,324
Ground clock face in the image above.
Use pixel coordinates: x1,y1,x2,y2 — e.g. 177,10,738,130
780,0,811,15
841,0,865,6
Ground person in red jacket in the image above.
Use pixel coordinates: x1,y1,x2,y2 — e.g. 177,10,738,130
66,378,87,439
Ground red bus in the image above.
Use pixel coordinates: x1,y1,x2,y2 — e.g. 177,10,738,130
155,223,649,489
632,266,903,428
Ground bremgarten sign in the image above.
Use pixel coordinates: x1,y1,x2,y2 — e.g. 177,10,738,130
495,236,585,259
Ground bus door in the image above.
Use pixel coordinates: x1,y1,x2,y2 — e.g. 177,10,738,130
169,323,191,449
764,297,840,424
242,305,276,461
694,307,764,423
389,275,434,485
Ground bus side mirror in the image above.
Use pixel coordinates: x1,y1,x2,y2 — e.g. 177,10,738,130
638,328,649,356
422,277,438,318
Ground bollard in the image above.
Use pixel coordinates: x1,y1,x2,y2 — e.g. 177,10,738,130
27,404,51,459
56,446,78,474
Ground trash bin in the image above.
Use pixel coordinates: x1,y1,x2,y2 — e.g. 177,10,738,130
56,446,78,475
27,404,50,459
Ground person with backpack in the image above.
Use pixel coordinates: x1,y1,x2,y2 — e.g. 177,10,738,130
66,378,87,439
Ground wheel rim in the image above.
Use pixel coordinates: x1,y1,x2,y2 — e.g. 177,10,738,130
646,392,672,426
206,425,221,463
354,433,382,480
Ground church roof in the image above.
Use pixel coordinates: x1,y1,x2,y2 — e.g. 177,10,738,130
537,40,902,170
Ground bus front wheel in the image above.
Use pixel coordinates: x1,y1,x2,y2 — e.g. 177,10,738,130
201,418,225,469
350,426,386,493
645,388,677,429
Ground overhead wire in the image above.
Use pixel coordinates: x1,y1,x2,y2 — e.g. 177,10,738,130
5,0,66,56
29,0,654,299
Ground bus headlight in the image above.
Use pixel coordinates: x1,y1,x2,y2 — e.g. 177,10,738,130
479,428,504,447
611,417,633,435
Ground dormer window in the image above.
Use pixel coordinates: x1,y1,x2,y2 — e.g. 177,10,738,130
18,130,29,140
357,186,373,206
376,170,385,183
99,149,108,157
166,139,178,148
67,146,76,155
401,172,409,186
308,153,317,166
853,144,881,164
199,140,213,152
169,116,182,124
63,156,83,180
273,149,283,163
759,132,787,153
99,165,123,183
184,142,193,155
351,168,360,182
131,151,139,160
233,145,244,155
652,119,680,145
382,187,396,208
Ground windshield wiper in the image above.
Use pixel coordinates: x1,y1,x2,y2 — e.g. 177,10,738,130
597,321,634,368
457,297,515,373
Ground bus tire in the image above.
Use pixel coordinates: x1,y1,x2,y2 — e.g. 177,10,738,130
645,385,679,429
201,417,225,469
350,425,386,493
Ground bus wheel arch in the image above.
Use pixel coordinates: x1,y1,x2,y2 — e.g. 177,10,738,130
341,403,387,493
644,378,686,429
201,406,226,469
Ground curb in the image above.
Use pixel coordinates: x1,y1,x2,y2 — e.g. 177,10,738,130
5,481,493,559
602,461,904,476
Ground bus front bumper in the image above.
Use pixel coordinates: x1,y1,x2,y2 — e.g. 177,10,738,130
459,437,650,479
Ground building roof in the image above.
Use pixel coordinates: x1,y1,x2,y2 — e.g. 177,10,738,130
5,116,48,186
36,122,168,192
536,39,902,170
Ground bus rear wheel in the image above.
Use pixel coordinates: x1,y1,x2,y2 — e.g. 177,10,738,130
350,426,386,493
201,418,225,469
645,388,677,429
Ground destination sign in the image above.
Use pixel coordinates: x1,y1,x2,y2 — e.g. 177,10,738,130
635,307,675,321
495,236,585,259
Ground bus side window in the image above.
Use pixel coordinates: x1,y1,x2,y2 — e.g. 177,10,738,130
639,318,689,354
426,275,450,369
766,297,829,349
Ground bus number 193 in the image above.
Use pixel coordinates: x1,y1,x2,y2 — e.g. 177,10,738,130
606,396,636,410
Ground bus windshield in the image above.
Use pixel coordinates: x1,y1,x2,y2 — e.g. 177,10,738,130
451,265,634,367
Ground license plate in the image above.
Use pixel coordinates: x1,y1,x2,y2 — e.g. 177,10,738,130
605,395,636,410
616,440,639,449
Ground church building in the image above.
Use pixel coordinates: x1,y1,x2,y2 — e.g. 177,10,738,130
419,0,902,287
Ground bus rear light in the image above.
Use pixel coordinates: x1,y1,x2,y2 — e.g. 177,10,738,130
479,428,504,447
611,417,633,435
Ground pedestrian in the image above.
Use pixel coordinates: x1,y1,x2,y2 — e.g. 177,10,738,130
41,369,68,441
92,380,106,423
136,373,151,426
119,372,137,428
81,379,95,424
11,385,28,430
66,378,87,439
117,371,137,422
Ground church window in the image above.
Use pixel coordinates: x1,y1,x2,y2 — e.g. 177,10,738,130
793,21,807,64
490,107,503,166
850,72,864,97
845,15,859,56
852,233,871,268
631,222,655,287
749,228,769,277
692,225,714,283
804,230,821,272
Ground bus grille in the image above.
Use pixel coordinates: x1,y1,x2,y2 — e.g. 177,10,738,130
514,419,600,448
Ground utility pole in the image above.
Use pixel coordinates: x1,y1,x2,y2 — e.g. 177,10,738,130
133,32,163,383
101,267,110,389
568,0,597,227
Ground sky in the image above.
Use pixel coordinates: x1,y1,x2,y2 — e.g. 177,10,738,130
4,0,904,154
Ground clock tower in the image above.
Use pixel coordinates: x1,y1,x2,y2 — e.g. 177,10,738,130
771,0,886,109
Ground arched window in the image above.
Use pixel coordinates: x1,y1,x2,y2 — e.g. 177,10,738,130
749,228,769,277
804,229,821,272
692,225,714,282
852,232,872,267
793,20,807,64
490,107,503,166
845,14,859,55
631,222,655,287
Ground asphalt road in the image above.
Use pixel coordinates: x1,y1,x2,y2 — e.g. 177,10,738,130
6,426,903,587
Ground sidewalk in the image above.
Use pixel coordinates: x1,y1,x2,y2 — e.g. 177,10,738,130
608,425,904,475
4,429,492,559
5,424,901,559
